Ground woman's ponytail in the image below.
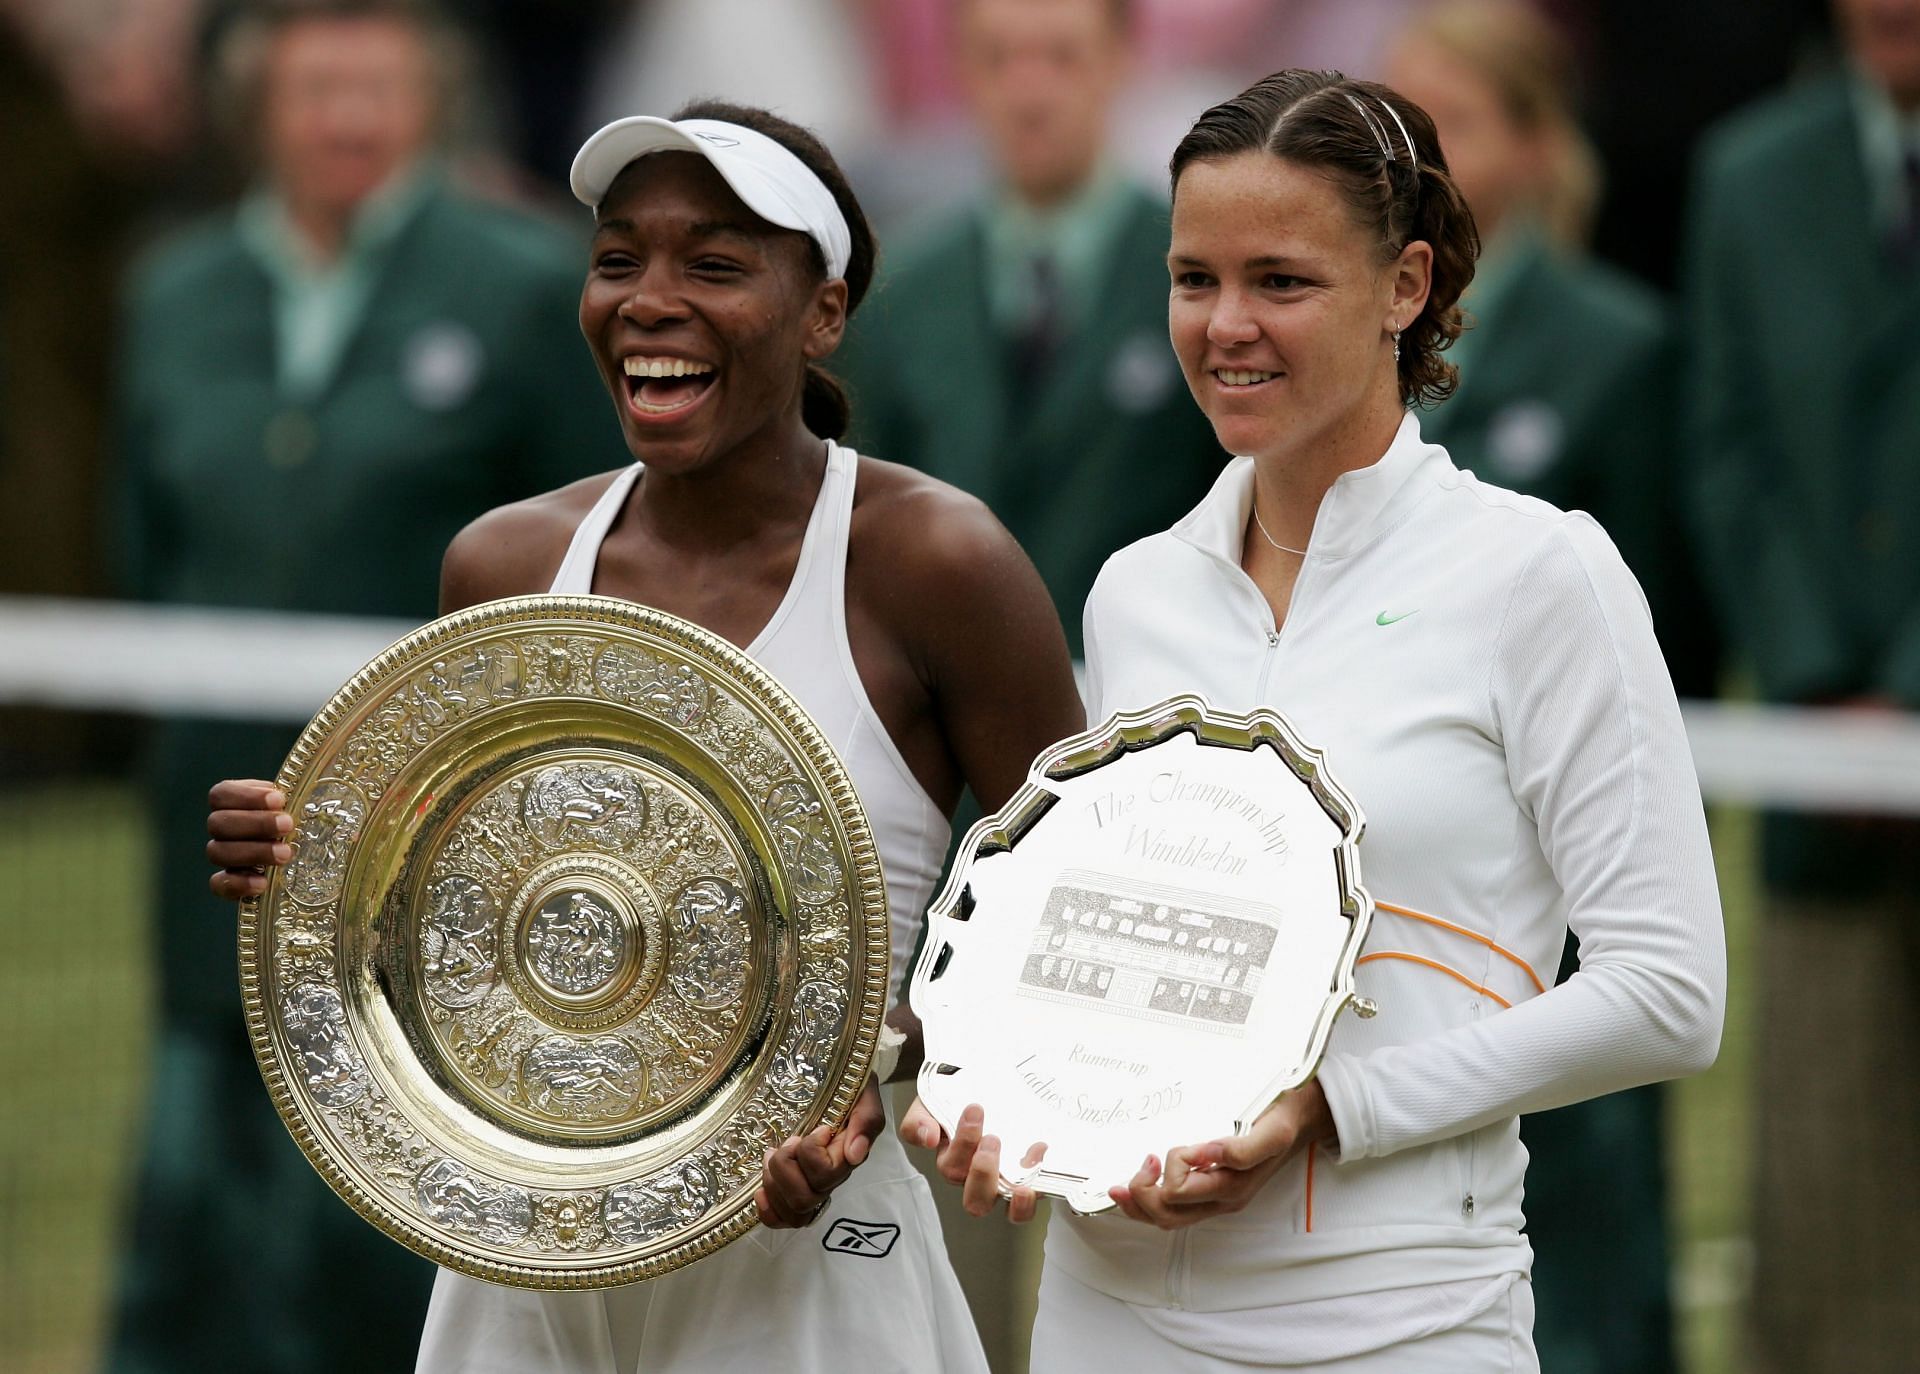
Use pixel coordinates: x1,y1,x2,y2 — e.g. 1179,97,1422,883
801,364,853,442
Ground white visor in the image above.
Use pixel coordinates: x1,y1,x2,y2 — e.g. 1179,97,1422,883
570,116,853,280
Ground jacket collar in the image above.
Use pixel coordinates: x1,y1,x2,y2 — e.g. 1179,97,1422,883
1172,411,1447,564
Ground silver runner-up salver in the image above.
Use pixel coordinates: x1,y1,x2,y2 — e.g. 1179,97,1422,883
910,695,1375,1214
239,595,888,1288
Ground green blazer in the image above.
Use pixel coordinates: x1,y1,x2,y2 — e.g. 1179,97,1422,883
110,184,622,1374
121,181,624,1027
839,186,1225,656
120,183,618,617
1685,75,1920,893
1424,237,1719,697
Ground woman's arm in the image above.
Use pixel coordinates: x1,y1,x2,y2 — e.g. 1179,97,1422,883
868,479,1090,1223
765,474,1087,1228
901,494,1088,815
1316,516,1726,1162
1105,517,1726,1229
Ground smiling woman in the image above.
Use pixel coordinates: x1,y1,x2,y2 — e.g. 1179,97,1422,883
572,100,876,464
199,99,1085,1374
904,69,1724,1374
1164,72,1478,567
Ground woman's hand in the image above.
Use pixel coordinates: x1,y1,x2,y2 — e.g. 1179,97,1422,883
206,779,293,901
1109,1081,1337,1230
899,1098,1045,1223
756,1076,887,1228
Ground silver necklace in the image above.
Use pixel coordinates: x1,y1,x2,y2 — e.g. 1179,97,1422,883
1251,503,1308,556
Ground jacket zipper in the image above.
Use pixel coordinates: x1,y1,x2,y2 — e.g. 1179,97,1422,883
1253,555,1307,697
1460,1001,1485,1221
1162,621,1277,1309
1158,562,1299,1308
1255,625,1282,697
1196,529,1308,687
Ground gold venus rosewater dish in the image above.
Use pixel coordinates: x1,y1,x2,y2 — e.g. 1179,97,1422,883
240,596,887,1288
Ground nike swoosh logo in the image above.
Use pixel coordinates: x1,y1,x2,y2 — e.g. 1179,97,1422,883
1375,610,1419,626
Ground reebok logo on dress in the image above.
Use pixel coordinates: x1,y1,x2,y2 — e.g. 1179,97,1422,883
821,1219,899,1258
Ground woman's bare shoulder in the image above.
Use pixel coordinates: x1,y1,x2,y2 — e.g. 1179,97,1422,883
847,454,1051,620
848,456,1009,568
440,469,629,612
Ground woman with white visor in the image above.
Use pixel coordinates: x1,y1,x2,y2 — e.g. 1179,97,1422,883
906,69,1726,1372
203,101,1084,1372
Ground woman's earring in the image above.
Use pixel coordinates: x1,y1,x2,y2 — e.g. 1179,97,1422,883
1392,329,1402,363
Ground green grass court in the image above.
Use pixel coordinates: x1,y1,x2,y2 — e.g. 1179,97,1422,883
0,784,1758,1374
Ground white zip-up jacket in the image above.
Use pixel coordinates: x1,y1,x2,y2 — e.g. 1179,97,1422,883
1049,413,1725,1330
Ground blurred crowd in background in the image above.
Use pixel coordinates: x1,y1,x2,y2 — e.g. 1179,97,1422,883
2,0,1916,1372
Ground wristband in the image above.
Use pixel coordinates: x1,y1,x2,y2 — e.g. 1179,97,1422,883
872,1022,906,1085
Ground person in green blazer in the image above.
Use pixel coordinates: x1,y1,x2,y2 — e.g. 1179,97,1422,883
839,0,1223,660
110,6,621,1371
1386,8,1719,1373
1685,0,1920,1367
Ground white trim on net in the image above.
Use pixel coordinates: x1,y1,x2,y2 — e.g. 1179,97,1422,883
0,596,416,724
5,596,1920,815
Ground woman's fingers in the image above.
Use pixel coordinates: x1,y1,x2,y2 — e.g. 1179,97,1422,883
1160,1144,1200,1193
770,1088,884,1220
206,781,294,904
754,1182,813,1229
793,1128,846,1194
1000,1139,1047,1222
206,839,291,869
902,1099,1047,1222
844,1129,871,1167
1161,1166,1244,1206
1148,1196,1228,1227
765,1137,816,1196
960,1132,1003,1216
207,802,293,870
1108,1183,1149,1223
1113,1171,1233,1229
1112,1153,1163,1221
210,868,269,900
1201,1133,1266,1171
937,1103,986,1185
899,1096,946,1151
841,1079,884,1166
208,807,293,842
761,1141,826,1228
208,779,285,812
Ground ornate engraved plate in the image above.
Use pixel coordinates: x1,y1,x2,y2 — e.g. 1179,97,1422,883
239,595,887,1288
911,695,1372,1215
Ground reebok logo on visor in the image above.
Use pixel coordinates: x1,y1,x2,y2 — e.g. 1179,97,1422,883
822,1219,899,1258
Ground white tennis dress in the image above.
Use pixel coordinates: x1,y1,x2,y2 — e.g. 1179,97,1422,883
415,442,988,1374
